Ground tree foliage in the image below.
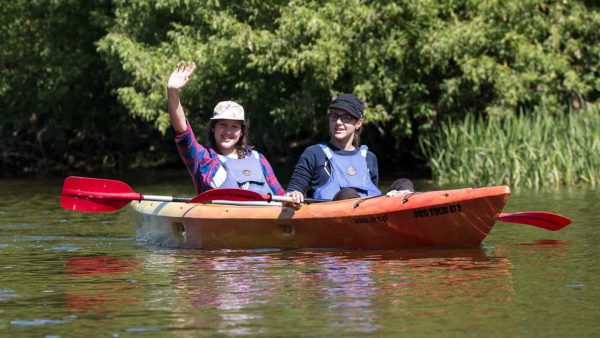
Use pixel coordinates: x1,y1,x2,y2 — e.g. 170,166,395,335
0,0,167,175
99,0,599,163
1,0,599,177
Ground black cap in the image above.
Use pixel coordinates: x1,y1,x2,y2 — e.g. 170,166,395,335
328,93,364,118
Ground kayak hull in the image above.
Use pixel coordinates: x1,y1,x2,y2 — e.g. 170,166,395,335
130,186,510,250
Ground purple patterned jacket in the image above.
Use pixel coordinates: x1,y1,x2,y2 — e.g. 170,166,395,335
174,122,285,195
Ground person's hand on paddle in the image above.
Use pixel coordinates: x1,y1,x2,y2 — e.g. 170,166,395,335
284,190,304,207
168,61,196,91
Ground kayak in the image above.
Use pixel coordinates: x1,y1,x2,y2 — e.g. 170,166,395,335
129,186,511,250
60,177,571,246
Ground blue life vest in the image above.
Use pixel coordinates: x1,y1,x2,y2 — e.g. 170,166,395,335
211,150,274,195
313,144,382,200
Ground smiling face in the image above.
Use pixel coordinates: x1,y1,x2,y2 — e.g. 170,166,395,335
212,119,243,155
329,108,363,149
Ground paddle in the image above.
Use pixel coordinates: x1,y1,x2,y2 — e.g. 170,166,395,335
61,177,572,231
497,212,570,231
60,176,318,213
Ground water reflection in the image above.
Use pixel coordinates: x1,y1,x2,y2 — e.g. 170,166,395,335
65,256,139,275
63,256,141,314
513,239,569,248
494,239,571,258
166,248,515,335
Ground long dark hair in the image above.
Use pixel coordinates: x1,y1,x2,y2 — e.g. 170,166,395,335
206,119,252,158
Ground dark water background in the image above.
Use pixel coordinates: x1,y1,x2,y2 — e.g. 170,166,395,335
1,174,598,336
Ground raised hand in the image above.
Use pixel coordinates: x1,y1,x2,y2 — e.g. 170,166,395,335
167,61,196,90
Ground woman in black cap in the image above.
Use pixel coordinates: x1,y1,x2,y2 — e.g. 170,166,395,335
285,94,414,203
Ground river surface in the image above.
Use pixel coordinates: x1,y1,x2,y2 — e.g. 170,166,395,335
1,174,598,337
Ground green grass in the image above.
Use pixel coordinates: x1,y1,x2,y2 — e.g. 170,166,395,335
420,107,600,188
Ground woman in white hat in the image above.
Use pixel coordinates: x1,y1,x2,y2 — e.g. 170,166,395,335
167,61,285,195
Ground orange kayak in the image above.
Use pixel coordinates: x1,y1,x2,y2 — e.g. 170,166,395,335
131,186,510,249
129,186,510,250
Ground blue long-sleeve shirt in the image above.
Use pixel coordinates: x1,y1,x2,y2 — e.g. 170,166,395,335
286,142,379,198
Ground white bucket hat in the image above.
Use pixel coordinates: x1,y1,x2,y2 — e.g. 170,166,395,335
211,100,245,121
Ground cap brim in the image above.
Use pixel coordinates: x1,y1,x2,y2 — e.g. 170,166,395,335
329,103,362,118
210,116,245,120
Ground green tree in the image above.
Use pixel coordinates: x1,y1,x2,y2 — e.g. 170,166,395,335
2,0,598,178
0,0,167,175
99,0,599,170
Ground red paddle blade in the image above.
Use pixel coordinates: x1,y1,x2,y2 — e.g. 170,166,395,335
189,188,269,203
498,211,571,231
60,176,140,213
60,194,131,213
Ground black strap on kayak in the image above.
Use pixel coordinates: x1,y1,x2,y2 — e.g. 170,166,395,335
352,190,426,209
402,192,421,204
353,195,381,209
353,191,423,208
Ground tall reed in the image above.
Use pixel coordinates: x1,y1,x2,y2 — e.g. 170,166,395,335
421,107,600,188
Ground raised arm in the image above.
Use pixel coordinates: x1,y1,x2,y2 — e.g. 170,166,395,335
167,61,196,133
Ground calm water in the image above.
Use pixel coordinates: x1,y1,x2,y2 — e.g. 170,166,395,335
1,175,599,337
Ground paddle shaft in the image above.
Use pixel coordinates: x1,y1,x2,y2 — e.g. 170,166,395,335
269,195,326,203
140,194,191,202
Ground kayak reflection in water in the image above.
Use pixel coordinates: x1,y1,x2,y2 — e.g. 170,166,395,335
285,93,414,203
167,61,285,195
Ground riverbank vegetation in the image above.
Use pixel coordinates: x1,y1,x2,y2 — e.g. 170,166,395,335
1,1,599,187
421,107,600,188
